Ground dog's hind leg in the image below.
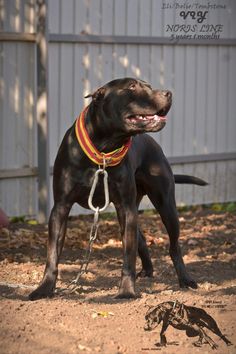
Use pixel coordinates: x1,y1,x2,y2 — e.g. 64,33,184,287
137,228,154,277
146,174,197,289
135,192,153,277
29,202,72,300
194,328,218,349
200,311,232,346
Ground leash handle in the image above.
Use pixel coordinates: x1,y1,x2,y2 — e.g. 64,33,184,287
88,168,110,212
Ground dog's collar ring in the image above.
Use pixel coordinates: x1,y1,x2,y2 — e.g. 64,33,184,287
100,154,108,170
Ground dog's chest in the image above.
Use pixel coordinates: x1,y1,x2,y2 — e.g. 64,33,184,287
72,167,115,209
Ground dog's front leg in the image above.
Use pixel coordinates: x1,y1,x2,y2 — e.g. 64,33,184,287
29,202,72,300
115,205,138,298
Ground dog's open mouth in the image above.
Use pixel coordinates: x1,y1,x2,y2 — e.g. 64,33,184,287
125,110,168,133
126,114,167,124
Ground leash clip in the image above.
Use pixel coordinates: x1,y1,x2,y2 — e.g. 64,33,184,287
88,167,110,213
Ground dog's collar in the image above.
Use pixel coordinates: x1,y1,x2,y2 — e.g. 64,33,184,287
75,107,131,167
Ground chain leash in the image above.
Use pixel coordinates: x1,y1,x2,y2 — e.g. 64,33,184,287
68,158,110,293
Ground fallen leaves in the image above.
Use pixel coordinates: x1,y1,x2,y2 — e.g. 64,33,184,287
91,310,115,319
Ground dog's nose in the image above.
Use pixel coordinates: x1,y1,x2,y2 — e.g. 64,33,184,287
162,90,172,99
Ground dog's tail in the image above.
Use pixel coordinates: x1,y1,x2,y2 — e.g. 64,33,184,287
174,175,208,186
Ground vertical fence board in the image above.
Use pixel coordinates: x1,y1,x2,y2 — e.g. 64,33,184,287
125,45,138,78
74,44,87,115
101,0,113,35
60,0,74,34
113,0,126,36
206,46,218,154
101,44,113,83
24,0,35,33
48,44,60,165
113,44,126,78
183,47,196,156
74,0,87,34
195,47,208,154
216,47,229,153
48,0,60,33
87,43,102,90
138,45,150,82
181,164,195,206
226,160,236,201
88,0,101,35
151,0,163,36
173,164,184,205
59,44,74,140
227,47,236,152
172,46,185,156
126,0,138,36
161,46,174,157
139,0,151,36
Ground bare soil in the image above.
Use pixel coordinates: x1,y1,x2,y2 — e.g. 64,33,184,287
0,207,235,354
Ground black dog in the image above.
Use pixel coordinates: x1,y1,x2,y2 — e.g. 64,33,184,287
144,301,232,349
29,78,207,300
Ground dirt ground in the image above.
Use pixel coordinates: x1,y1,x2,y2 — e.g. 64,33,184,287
0,206,235,354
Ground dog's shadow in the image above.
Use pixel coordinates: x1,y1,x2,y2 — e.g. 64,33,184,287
0,284,30,301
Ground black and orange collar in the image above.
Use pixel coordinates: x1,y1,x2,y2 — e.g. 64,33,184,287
75,107,131,167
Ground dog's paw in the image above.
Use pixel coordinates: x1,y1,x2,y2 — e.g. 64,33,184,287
28,282,54,301
193,341,202,347
179,277,198,289
136,268,154,278
115,289,136,299
116,274,136,299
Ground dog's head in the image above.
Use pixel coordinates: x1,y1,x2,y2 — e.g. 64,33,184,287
144,306,163,331
86,78,172,136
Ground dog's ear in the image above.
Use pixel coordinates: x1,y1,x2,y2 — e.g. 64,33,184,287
84,87,106,101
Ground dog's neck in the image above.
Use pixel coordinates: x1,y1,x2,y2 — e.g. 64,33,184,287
84,104,130,153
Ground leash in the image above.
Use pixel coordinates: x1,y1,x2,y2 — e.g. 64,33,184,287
68,158,110,293
66,107,131,294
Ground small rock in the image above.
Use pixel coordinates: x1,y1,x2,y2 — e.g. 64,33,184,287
77,344,92,351
161,289,173,295
187,239,198,246
206,255,213,259
200,282,213,290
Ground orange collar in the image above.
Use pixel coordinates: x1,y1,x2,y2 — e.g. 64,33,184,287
75,107,131,167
